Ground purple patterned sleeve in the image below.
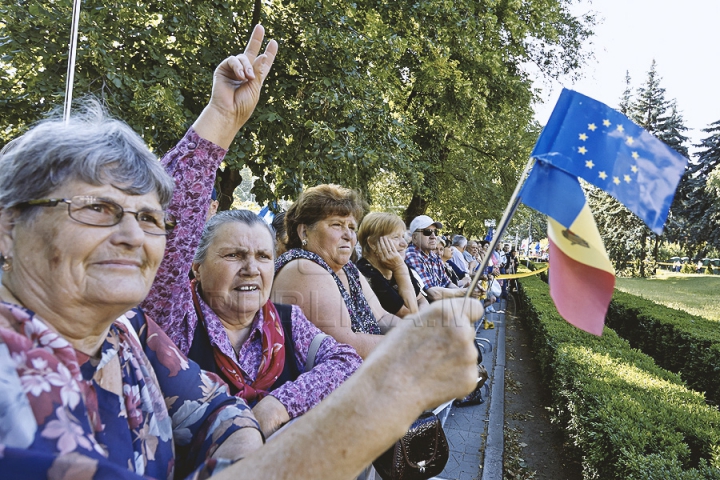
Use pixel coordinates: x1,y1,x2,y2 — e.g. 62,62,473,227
269,305,362,419
141,128,227,355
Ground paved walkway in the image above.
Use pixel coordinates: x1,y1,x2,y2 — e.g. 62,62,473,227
434,301,507,480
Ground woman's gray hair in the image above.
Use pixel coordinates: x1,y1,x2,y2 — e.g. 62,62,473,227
452,235,467,248
193,210,276,264
0,99,174,215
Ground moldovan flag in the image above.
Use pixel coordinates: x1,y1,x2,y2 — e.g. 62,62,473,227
520,89,688,334
520,162,614,335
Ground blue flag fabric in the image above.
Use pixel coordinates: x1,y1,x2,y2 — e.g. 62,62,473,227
258,205,275,224
520,161,585,228
531,88,688,234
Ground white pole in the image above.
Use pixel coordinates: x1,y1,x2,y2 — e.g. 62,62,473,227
63,0,83,123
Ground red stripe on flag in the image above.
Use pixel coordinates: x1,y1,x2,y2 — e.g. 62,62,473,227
547,238,615,336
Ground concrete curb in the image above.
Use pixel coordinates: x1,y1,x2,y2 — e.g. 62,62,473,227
481,307,506,480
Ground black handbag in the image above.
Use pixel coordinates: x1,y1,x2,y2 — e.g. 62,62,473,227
373,411,449,480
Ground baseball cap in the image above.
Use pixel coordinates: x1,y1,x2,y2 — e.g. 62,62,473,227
409,215,443,234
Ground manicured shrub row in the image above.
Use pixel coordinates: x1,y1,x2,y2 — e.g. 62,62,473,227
517,275,720,479
607,291,720,406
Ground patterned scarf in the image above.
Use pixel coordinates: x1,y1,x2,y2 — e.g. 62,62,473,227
190,280,285,402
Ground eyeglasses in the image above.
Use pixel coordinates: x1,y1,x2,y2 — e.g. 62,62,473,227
416,228,439,237
16,196,176,236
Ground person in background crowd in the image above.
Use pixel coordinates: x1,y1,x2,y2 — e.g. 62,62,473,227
485,267,503,314
207,187,220,220
272,185,403,359
271,211,288,257
356,212,427,317
439,236,464,287
507,248,520,293
404,215,471,301
449,235,470,281
498,243,511,299
465,240,480,272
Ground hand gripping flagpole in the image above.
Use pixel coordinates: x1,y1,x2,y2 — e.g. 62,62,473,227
464,157,536,301
63,0,83,123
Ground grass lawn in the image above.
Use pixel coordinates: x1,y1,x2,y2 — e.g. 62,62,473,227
614,270,720,322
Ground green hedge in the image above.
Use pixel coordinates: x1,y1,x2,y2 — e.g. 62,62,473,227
607,291,720,406
518,275,720,479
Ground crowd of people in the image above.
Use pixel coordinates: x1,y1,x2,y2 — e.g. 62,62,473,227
0,25,502,479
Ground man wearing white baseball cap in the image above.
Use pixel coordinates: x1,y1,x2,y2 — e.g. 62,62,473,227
405,215,471,301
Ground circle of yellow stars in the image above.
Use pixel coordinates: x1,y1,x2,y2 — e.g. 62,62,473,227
577,119,639,186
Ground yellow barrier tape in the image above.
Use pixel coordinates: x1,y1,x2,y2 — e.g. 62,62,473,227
496,264,549,279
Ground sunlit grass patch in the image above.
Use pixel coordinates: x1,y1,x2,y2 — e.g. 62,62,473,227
615,271,720,322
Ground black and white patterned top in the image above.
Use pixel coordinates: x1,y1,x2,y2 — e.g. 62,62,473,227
275,248,382,335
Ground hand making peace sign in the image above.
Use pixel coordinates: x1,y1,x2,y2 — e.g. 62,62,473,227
193,24,278,149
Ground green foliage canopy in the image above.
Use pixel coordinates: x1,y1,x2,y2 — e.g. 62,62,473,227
1,0,594,231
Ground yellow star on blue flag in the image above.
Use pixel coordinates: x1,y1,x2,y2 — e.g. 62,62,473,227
531,89,688,234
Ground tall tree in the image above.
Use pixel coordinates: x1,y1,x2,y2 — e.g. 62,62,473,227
590,61,689,276
670,121,720,255
1,0,594,218
618,70,632,115
387,0,595,224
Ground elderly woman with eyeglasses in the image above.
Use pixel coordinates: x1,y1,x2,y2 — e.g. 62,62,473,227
0,113,261,478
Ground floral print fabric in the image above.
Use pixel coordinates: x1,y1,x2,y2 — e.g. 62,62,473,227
0,302,259,480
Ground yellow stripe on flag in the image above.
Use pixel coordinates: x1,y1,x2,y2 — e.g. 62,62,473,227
547,203,614,275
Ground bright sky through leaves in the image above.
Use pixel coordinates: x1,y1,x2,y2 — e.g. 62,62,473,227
534,0,720,149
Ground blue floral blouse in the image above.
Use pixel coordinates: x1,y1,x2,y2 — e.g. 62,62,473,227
0,302,260,480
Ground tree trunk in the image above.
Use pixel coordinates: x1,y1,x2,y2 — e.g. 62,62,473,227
217,167,243,212
251,0,262,32
639,231,648,277
652,234,661,264
403,194,429,227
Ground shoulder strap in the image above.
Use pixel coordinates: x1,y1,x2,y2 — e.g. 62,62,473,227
304,333,329,372
274,303,294,326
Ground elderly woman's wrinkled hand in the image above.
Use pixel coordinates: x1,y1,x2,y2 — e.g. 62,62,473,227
374,298,482,409
194,24,278,148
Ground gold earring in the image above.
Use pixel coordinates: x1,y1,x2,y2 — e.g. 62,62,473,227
2,256,11,272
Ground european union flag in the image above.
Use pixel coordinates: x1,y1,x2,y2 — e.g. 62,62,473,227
532,89,688,234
